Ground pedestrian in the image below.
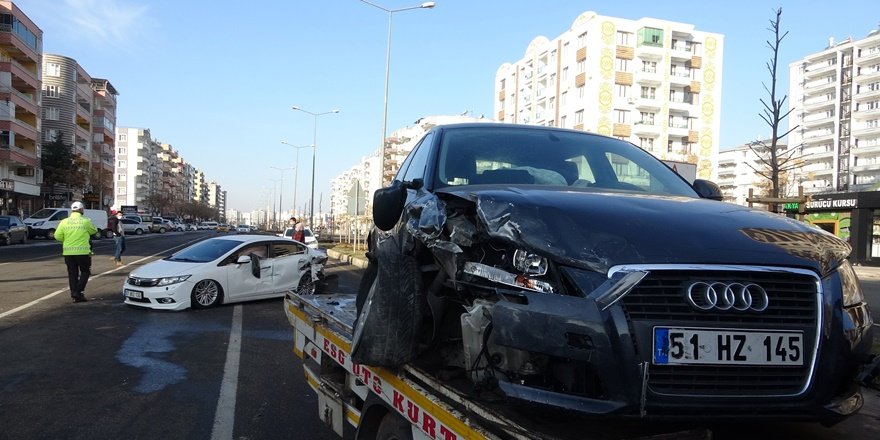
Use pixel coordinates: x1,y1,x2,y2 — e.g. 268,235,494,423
293,217,305,243
55,201,97,303
107,210,125,266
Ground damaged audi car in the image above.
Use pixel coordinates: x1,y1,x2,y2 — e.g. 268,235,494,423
351,123,876,425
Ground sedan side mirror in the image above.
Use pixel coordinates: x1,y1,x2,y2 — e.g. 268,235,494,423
373,180,408,231
693,179,724,201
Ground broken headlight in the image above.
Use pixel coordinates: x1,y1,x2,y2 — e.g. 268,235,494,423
512,249,548,276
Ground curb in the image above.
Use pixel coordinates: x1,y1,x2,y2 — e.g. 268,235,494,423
326,248,369,269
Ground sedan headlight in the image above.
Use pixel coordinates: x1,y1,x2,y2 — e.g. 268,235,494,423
512,249,548,276
837,261,865,307
157,275,192,286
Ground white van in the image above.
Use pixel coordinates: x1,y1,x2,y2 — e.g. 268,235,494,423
25,208,109,239
198,221,219,230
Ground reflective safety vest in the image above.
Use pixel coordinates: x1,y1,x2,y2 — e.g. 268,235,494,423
55,212,98,256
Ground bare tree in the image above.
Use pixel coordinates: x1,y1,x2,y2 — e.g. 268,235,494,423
747,8,804,208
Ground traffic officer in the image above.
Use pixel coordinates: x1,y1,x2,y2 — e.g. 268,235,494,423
55,201,98,303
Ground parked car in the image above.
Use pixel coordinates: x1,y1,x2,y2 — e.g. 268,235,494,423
352,123,876,425
278,226,318,249
216,223,229,233
185,223,198,231
119,218,148,235
236,224,252,233
0,215,27,245
122,235,326,311
199,221,219,230
150,217,175,233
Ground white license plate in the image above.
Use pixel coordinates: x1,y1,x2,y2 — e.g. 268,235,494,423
123,289,143,299
653,327,804,366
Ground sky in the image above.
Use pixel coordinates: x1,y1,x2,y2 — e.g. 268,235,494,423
15,0,880,213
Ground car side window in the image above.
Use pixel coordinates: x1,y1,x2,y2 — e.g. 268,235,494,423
51,211,68,221
401,132,435,183
238,244,268,259
273,242,306,257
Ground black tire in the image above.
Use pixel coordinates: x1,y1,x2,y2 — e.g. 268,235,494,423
295,273,315,296
135,228,144,235
47,228,56,240
351,245,428,366
191,279,223,309
159,227,166,234
376,412,413,440
19,233,26,245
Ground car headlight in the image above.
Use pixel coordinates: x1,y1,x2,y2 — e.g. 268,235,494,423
837,261,865,307
33,221,43,226
513,249,548,276
157,275,191,286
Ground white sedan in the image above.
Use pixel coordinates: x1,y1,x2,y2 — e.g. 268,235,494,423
122,235,326,311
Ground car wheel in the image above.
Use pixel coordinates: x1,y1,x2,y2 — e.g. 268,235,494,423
104,229,113,239
135,228,144,235
376,411,413,440
47,228,56,240
295,273,316,296
19,233,26,245
0,235,7,246
191,279,222,309
159,227,166,234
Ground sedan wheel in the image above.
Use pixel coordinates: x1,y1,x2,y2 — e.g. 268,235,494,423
296,273,316,296
19,234,26,245
191,279,222,308
135,228,144,235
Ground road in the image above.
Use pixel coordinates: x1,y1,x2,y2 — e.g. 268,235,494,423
0,232,878,439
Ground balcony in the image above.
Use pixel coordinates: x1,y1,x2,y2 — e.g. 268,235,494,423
803,77,836,94
669,70,692,84
854,68,880,83
613,123,632,138
615,45,633,60
855,87,880,100
803,131,835,144
804,60,838,78
498,90,505,101
615,71,633,86
686,56,702,69
803,114,836,127
577,47,587,62
853,124,880,136
633,121,660,135
803,97,836,111
0,144,38,167
857,49,880,63
0,119,36,141
854,106,880,119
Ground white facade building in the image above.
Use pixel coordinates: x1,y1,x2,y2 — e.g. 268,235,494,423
494,11,724,180
716,141,789,206
788,29,880,194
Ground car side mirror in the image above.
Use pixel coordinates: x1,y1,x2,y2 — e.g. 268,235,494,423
373,180,408,231
236,255,251,264
693,179,724,201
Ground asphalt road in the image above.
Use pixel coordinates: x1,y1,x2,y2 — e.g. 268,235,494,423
0,232,878,439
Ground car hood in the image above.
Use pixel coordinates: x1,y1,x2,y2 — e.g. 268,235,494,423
130,259,203,279
435,187,850,277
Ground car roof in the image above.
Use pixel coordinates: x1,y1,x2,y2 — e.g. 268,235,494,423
207,235,279,245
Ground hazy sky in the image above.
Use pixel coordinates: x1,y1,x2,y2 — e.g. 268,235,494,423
17,0,879,212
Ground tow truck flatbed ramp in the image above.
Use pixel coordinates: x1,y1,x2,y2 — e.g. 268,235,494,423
285,293,711,440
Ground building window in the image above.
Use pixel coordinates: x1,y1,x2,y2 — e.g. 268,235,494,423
562,67,568,81
616,84,630,98
117,160,126,167
118,173,126,181
868,119,879,129
574,110,584,125
615,109,628,124
578,86,585,98
45,62,61,77
118,147,127,155
616,58,629,72
639,112,655,125
616,31,631,46
577,32,588,47
642,60,657,73
118,133,127,141
640,86,656,99
577,59,585,73
639,137,655,151
561,115,567,128
561,91,567,106
638,27,664,47
44,85,59,98
43,129,60,142
43,107,59,120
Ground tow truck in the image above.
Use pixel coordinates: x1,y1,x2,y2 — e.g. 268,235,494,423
284,290,712,440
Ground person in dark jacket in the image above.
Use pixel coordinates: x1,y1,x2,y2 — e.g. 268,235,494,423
107,211,125,266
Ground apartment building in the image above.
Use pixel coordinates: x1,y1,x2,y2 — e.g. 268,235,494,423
0,0,41,216
114,127,161,209
41,54,117,209
788,29,880,194
494,11,723,180
207,181,225,217
716,141,790,205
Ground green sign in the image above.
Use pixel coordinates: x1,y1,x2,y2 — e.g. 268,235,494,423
784,202,799,211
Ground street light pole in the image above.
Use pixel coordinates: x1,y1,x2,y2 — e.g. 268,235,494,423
270,166,295,220
291,106,340,229
280,141,313,218
359,0,435,186
265,178,279,230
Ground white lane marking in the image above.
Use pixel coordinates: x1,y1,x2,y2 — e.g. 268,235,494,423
212,305,242,440
0,238,202,320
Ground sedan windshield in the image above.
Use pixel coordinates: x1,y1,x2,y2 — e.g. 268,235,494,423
166,239,242,263
434,126,698,197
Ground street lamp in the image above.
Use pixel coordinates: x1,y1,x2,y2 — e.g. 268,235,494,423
291,106,340,229
270,165,295,220
359,0,435,186
264,178,280,230
280,141,314,218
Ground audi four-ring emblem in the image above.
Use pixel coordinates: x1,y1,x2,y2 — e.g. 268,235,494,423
685,281,770,312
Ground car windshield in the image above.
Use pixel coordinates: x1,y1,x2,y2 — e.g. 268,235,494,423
0,218,9,226
434,126,698,197
29,209,56,219
166,238,242,263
